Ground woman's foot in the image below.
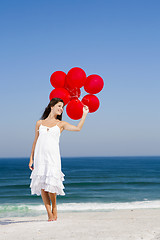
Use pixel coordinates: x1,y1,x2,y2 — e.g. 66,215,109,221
52,206,57,220
48,212,55,221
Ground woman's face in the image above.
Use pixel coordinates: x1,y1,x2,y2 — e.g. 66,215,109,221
53,102,64,115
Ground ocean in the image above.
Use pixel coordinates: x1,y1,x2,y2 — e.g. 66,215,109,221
0,156,160,218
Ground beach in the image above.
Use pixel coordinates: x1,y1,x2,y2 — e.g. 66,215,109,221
1,209,160,240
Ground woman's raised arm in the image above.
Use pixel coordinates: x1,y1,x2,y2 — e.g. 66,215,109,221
62,105,89,132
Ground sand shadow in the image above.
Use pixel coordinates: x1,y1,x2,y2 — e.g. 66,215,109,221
0,219,47,225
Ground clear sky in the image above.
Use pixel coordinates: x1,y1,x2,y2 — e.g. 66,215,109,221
0,0,160,158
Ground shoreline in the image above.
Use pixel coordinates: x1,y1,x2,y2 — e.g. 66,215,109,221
1,209,160,240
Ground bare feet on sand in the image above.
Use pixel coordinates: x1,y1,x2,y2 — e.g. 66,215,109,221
48,212,55,221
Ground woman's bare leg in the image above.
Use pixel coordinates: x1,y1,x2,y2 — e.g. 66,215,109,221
41,189,54,220
48,192,57,220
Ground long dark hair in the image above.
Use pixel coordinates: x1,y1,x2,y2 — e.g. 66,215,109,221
41,98,64,120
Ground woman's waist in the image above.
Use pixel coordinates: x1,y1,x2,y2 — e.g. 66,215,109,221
38,134,60,142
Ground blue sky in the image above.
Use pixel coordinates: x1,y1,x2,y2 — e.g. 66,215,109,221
0,0,160,157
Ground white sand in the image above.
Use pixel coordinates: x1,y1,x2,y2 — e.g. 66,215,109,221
1,209,160,240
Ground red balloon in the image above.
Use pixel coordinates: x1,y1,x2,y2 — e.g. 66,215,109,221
66,67,86,89
50,71,66,88
49,88,70,106
84,74,104,94
82,94,100,113
66,98,84,120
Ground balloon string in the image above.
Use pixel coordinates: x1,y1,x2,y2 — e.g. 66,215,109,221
81,101,85,106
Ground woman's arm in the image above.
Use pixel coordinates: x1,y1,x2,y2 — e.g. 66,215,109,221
62,105,89,131
29,120,41,170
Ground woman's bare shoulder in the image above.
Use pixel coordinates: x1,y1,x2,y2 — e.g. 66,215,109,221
36,119,42,126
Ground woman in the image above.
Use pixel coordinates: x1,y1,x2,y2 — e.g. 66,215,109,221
29,97,89,221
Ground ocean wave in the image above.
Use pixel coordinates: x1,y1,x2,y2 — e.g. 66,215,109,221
1,200,160,218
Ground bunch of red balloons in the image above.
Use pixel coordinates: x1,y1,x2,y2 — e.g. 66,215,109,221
49,67,104,120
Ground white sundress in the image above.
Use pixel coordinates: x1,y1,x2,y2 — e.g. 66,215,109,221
30,120,65,196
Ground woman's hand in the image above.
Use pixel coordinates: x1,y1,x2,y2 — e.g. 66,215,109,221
83,105,89,115
29,158,34,171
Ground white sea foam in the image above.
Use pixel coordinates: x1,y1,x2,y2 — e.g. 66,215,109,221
19,200,160,212
56,200,160,211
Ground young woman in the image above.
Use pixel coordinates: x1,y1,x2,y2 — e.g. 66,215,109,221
29,98,89,221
